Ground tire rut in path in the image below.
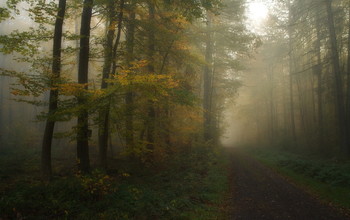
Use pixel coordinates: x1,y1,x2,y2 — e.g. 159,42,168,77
228,149,350,220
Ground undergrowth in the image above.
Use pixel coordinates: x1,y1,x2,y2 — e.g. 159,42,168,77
248,148,350,209
0,146,229,219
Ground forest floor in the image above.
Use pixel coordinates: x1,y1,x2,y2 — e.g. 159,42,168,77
228,148,350,220
0,146,229,219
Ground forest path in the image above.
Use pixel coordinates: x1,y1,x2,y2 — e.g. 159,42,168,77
228,149,349,220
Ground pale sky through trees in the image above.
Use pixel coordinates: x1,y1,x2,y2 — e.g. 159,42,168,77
221,0,269,146
246,0,269,33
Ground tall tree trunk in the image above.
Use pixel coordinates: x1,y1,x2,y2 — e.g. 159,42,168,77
125,0,136,151
325,0,348,155
98,1,116,170
315,11,324,152
41,0,66,181
288,0,297,146
203,12,213,142
98,0,124,170
146,1,156,152
77,0,93,173
346,2,350,151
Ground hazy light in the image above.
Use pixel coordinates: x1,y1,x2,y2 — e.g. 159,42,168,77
248,2,268,22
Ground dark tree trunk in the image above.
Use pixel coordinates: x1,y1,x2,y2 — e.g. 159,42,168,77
98,0,124,170
203,12,213,142
77,0,93,173
41,0,66,181
325,0,348,156
125,0,136,151
98,1,115,170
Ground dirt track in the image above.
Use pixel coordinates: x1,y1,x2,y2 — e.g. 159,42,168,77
228,149,350,220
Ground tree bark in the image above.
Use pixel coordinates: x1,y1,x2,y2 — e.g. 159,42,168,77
41,0,66,181
77,0,93,173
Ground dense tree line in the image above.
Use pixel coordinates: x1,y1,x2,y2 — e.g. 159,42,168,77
0,0,253,180
239,0,350,158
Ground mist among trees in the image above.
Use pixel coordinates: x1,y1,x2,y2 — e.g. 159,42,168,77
1,0,350,219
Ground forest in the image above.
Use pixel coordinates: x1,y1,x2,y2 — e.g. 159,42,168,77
0,0,350,219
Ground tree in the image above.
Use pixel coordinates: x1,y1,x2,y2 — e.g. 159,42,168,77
288,0,297,146
146,0,156,154
41,0,67,181
125,0,136,152
203,11,213,142
98,0,125,169
77,0,94,173
325,0,348,156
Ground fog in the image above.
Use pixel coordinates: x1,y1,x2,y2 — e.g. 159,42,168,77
2,0,350,159
2,0,350,218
